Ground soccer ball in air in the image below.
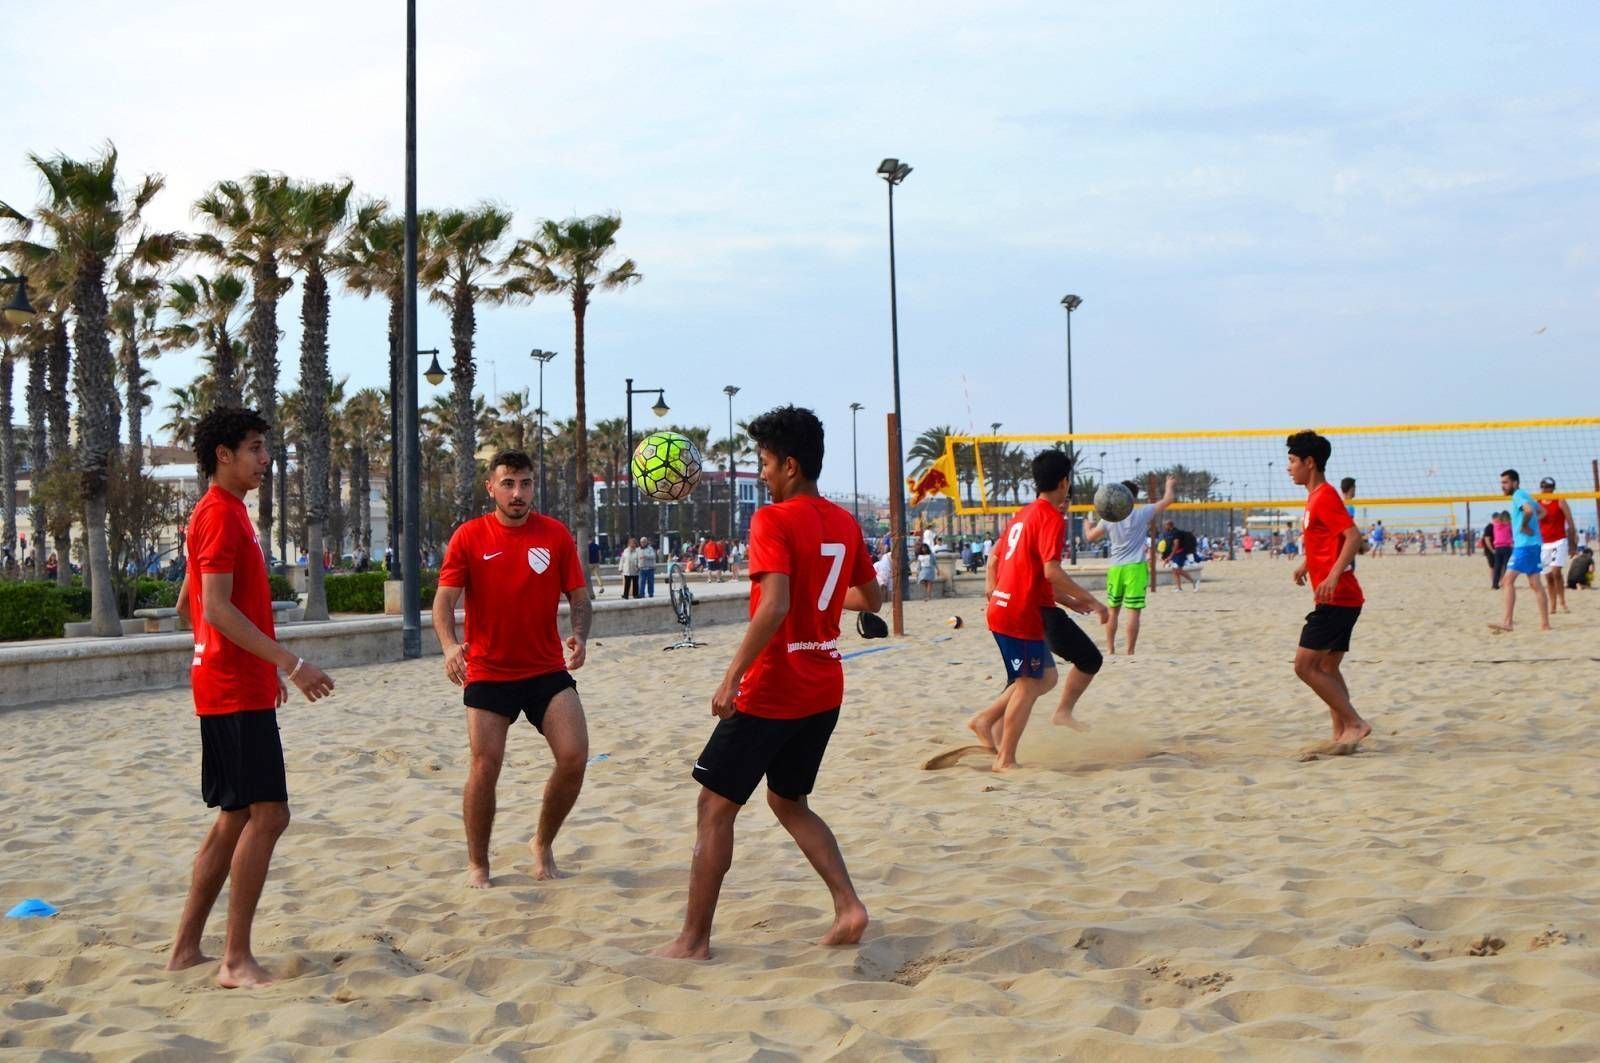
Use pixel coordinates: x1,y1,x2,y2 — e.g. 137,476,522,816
631,431,703,501
1093,481,1135,522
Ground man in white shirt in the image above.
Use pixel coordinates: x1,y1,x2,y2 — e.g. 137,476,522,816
1084,476,1175,655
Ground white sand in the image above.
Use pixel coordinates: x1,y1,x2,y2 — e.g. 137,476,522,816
2,555,1598,1059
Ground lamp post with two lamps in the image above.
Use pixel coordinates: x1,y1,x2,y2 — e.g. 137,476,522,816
723,385,740,544
624,378,669,542
530,349,557,512
877,156,912,632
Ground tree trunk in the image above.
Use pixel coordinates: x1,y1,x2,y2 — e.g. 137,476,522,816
121,328,144,471
250,255,281,568
449,282,477,528
300,262,332,621
571,289,592,576
47,319,72,587
385,292,401,552
214,325,241,407
329,462,345,556
27,344,48,580
1,355,15,568
72,254,123,637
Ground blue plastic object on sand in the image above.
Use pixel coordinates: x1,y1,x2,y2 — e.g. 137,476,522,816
6,899,58,918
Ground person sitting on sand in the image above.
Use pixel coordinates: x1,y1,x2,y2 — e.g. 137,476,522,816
1286,430,1372,757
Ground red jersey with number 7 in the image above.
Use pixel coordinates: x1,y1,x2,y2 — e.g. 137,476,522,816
736,495,875,719
986,498,1066,641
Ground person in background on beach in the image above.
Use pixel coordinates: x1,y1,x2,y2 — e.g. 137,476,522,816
1490,469,1550,633
1286,430,1371,757
167,407,335,990
966,450,1107,771
1479,516,1497,587
587,538,606,595
1368,520,1386,556
1490,511,1513,588
916,541,936,600
1162,520,1200,591
1537,476,1578,615
1567,545,1594,590
620,536,639,599
639,538,658,598
655,406,880,960
433,449,592,888
1084,475,1174,655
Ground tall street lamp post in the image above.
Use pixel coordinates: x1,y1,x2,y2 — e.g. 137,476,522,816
400,0,422,659
723,385,740,543
1061,294,1083,563
530,348,557,512
878,156,913,626
849,402,863,526
624,377,669,542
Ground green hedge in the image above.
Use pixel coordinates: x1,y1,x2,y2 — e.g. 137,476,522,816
0,583,74,640
268,574,296,602
322,571,436,613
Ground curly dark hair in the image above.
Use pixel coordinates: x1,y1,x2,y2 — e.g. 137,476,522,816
1031,449,1071,493
194,406,271,478
1286,429,1332,473
746,405,824,481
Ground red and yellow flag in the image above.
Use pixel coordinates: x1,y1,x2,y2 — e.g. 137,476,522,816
908,450,959,506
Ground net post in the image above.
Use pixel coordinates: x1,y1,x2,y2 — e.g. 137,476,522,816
887,412,905,637
1592,459,1599,542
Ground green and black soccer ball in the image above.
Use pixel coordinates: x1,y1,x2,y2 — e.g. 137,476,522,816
631,430,703,501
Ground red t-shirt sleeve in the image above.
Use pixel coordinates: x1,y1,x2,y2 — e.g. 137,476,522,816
1316,486,1354,534
558,526,583,593
437,524,472,588
1034,507,1065,566
747,510,790,577
191,506,236,574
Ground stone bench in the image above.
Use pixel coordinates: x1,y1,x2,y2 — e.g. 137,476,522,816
273,600,304,623
132,607,179,634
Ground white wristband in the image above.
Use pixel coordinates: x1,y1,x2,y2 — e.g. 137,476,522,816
288,657,304,679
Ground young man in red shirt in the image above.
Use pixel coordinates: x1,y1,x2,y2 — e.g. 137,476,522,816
167,407,335,990
967,450,1108,771
1286,430,1371,756
1537,476,1578,615
655,406,882,960
433,450,591,888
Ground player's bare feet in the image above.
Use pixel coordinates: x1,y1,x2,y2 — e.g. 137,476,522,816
165,946,213,972
530,839,563,880
652,935,711,960
820,901,869,946
965,713,998,750
992,755,1019,772
1539,622,1552,631
1051,707,1091,731
466,864,492,889
216,957,274,989
1336,721,1373,745
1487,623,1512,634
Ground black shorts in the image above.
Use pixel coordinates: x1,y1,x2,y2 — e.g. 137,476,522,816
1041,606,1103,676
200,709,288,812
692,708,839,806
1299,605,1361,653
464,672,577,733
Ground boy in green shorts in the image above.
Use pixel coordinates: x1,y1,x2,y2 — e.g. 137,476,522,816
1084,475,1174,655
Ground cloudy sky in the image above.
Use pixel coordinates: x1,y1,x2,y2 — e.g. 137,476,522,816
4,1,1596,499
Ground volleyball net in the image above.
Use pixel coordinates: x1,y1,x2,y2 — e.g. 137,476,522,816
913,418,1600,533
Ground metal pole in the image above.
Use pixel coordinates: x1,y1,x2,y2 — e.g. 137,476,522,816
726,390,737,544
887,180,910,611
1592,459,1599,542
1066,305,1076,564
537,358,546,512
278,449,288,564
887,412,905,636
400,0,421,659
625,377,635,542
851,403,861,525
388,332,400,553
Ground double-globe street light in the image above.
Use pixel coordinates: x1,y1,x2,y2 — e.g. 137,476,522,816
624,378,669,543
530,349,558,512
877,156,912,632
723,385,740,543
1061,293,1083,563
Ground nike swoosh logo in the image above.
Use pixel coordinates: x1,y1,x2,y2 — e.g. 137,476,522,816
482,552,502,560
694,762,708,772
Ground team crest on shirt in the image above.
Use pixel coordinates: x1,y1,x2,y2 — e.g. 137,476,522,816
528,546,550,573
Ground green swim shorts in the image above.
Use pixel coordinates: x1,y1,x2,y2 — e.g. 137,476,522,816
1105,561,1149,609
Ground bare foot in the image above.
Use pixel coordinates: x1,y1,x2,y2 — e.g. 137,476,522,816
819,901,870,946
965,713,997,751
1336,721,1373,745
1539,622,1552,631
216,956,274,989
992,755,1019,773
651,936,711,960
466,864,492,889
1487,623,1512,634
165,946,213,972
1051,707,1091,731
529,840,564,880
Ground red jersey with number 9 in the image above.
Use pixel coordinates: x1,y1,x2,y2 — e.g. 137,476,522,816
736,495,875,719
986,498,1066,641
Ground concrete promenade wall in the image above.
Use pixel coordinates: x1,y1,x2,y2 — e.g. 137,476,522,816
0,594,752,710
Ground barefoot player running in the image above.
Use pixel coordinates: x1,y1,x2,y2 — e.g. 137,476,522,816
655,406,882,960
1286,430,1372,755
433,449,592,888
167,407,334,990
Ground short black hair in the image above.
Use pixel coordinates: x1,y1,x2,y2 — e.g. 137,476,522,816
1501,469,1519,483
488,449,533,475
1286,430,1332,473
194,406,271,478
747,405,823,480
1031,449,1071,493
1121,479,1140,498
1339,477,1356,494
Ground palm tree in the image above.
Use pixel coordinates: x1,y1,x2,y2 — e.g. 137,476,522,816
343,387,387,552
110,228,183,468
908,424,956,474
163,376,216,498
1,145,164,631
282,179,352,620
194,173,298,557
511,214,640,571
20,310,52,580
490,387,534,452
590,417,628,546
419,205,526,528
162,272,249,406
325,377,350,558
0,338,16,568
